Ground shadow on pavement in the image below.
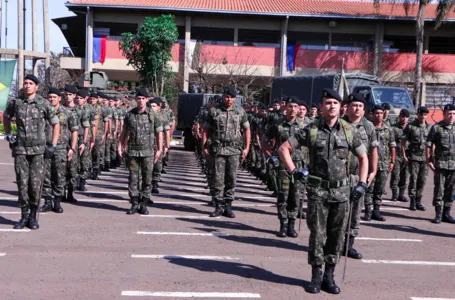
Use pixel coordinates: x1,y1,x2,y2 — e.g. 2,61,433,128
0,189,19,197
73,192,126,200
362,222,455,239
0,199,19,208
381,210,434,222
180,218,278,236
67,200,127,212
0,215,16,225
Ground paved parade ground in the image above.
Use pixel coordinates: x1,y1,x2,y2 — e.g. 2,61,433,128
0,142,454,300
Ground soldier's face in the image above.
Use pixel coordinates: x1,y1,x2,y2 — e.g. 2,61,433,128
320,98,340,118
348,102,364,118
23,79,38,96
151,103,159,111
384,109,390,118
76,96,87,106
310,107,318,116
399,115,409,124
340,104,348,115
373,110,384,122
223,95,236,107
287,103,300,118
48,94,61,106
65,92,76,104
89,97,98,105
417,113,427,123
273,103,280,110
136,96,147,109
299,106,307,117
444,110,455,124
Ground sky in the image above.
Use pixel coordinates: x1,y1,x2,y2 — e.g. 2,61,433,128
1,0,73,53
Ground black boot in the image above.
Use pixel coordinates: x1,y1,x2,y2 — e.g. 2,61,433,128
362,204,372,221
397,189,408,202
371,205,386,222
53,196,64,213
305,265,323,294
345,236,362,259
161,169,167,174
223,201,236,218
391,188,398,202
91,168,99,180
127,196,140,215
276,219,287,238
152,184,159,194
432,206,442,224
79,178,88,192
210,205,223,217
103,162,110,172
442,207,455,224
40,197,53,212
409,197,416,211
139,197,151,215
110,160,117,169
27,207,40,230
13,207,29,229
416,197,426,211
321,264,341,294
67,186,78,203
61,189,68,203
287,219,298,238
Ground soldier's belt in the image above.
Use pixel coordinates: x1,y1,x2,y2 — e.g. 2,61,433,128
20,140,44,147
220,142,240,147
438,155,454,161
129,145,150,151
308,176,350,189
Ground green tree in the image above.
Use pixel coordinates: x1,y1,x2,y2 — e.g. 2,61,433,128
119,15,178,97
374,0,455,106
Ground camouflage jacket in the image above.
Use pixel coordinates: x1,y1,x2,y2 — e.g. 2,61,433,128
391,122,408,159
374,124,396,170
47,105,79,150
124,107,163,157
267,117,305,162
426,121,455,170
91,103,112,138
404,120,431,162
5,95,59,155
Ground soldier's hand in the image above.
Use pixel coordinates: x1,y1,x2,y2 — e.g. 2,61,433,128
241,148,249,162
404,157,409,165
79,143,86,155
388,162,394,173
90,140,95,151
292,168,309,184
118,147,123,161
427,161,436,172
351,181,368,202
154,150,162,164
44,145,56,159
203,148,210,158
68,148,75,161
367,172,375,187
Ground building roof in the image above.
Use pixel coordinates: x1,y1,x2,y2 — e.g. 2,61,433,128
67,0,455,20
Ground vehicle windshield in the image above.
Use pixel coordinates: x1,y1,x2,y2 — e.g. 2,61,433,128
371,87,414,109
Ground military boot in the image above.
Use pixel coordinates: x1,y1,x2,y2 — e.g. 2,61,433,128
27,207,40,230
13,207,29,229
67,186,78,203
287,219,298,238
209,205,223,218
321,264,341,294
104,162,111,172
61,189,68,203
372,205,386,221
397,188,408,202
346,236,362,259
161,169,167,174
305,265,323,294
110,160,117,169
40,197,53,212
139,197,150,215
442,207,455,224
152,183,159,194
409,197,417,211
223,201,236,218
362,204,373,221
416,197,426,211
127,196,140,215
78,178,88,192
91,168,99,180
53,196,64,213
391,188,398,202
276,219,287,238
432,206,442,224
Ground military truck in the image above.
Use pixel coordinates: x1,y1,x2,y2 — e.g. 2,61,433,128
177,93,244,151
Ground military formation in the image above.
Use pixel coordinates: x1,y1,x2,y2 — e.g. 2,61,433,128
3,75,455,295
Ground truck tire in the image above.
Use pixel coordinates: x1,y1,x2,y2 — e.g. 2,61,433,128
183,129,196,151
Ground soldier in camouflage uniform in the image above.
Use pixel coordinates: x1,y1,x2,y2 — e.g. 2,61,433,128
426,104,455,224
105,96,119,170
100,94,113,172
390,109,410,202
202,87,251,218
307,104,318,123
161,98,175,171
264,100,283,197
111,97,124,168
41,88,79,214
118,88,163,215
4,74,60,230
278,88,368,294
402,106,430,211
343,93,378,259
263,97,305,238
151,97,170,194
382,103,392,127
364,105,396,222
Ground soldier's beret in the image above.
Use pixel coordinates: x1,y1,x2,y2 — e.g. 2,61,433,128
347,93,365,104
150,98,161,105
382,103,391,110
311,104,318,109
417,106,429,114
400,109,410,117
48,87,61,96
321,88,342,102
136,88,149,98
443,104,455,111
300,102,309,110
77,89,89,98
373,104,385,112
90,92,98,98
24,74,40,85
223,86,237,97
64,85,78,94
286,96,299,104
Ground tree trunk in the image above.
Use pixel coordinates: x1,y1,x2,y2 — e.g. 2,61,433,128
414,3,425,107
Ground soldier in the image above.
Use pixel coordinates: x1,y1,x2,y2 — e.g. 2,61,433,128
161,98,175,170
340,100,348,118
41,88,79,213
3,74,60,230
343,93,379,259
382,103,392,127
308,104,318,122
202,87,251,218
364,105,396,222
118,88,163,215
390,109,410,202
263,97,305,238
278,88,368,294
106,96,119,170
426,104,455,224
111,97,124,168
402,106,430,211
297,103,310,127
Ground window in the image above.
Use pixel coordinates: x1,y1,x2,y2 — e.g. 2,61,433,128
331,33,374,52
428,36,455,54
288,31,329,50
372,87,414,109
238,29,280,48
191,27,234,45
383,35,415,53
94,22,138,40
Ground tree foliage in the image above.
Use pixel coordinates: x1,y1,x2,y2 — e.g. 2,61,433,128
119,15,178,98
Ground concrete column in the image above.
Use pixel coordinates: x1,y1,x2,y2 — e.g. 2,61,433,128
43,0,50,84
328,32,332,50
233,27,238,46
424,34,429,54
32,0,38,52
420,82,426,106
85,7,94,73
280,16,289,77
183,16,191,93
373,22,384,76
18,0,24,86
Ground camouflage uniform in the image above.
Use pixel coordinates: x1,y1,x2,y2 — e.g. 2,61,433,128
287,118,366,265
264,110,283,195
390,122,409,201
111,106,124,166
105,105,119,167
79,105,97,182
152,109,170,190
163,107,175,167
66,105,87,190
91,103,111,176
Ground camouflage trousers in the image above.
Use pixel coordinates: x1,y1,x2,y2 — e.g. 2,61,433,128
79,141,92,180
43,150,68,198
306,198,349,265
277,161,302,220
267,163,279,193
104,137,112,164
347,175,362,237
433,168,455,208
206,154,215,192
128,155,154,199
67,147,79,189
365,169,389,206
110,137,118,163
14,154,45,208
152,152,163,184
198,139,206,171
92,137,104,169
390,157,408,193
213,154,240,207
408,160,428,200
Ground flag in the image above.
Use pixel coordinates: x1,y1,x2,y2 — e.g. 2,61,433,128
287,44,295,72
337,58,349,101
93,35,107,64
0,60,17,111
294,44,300,71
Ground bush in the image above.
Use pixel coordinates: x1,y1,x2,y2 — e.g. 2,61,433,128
0,123,17,134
